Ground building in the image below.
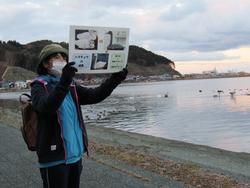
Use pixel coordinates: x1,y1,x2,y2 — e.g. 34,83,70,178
202,68,217,76
0,63,8,88
14,81,27,89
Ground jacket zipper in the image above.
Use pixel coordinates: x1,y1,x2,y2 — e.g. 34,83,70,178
38,79,67,161
56,111,67,161
72,84,89,156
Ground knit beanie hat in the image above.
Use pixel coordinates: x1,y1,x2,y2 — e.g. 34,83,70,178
38,43,68,64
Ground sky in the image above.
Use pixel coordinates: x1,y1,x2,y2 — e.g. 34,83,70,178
1,0,250,74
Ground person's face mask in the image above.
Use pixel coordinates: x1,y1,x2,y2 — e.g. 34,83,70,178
52,60,67,73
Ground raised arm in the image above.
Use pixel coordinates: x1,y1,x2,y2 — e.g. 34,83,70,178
31,62,78,114
76,68,128,105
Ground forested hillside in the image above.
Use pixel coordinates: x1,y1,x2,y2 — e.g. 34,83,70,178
0,40,181,77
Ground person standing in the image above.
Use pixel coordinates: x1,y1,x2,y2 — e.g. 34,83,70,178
31,44,127,188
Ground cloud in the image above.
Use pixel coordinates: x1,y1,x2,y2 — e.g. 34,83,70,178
130,0,250,53
90,0,144,7
159,51,240,62
160,0,207,21
0,0,250,64
146,7,249,51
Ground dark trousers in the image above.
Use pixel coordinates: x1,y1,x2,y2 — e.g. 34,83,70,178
40,159,83,188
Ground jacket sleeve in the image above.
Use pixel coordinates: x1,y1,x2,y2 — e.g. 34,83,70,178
76,75,122,105
31,80,70,114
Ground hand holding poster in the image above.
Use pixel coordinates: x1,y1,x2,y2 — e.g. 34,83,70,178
69,25,129,74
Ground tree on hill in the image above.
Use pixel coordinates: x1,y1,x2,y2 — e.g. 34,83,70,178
0,40,181,77
128,45,174,66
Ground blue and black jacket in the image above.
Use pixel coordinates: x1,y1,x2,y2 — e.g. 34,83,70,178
31,74,122,164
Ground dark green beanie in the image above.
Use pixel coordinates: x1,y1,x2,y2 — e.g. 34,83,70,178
39,44,68,64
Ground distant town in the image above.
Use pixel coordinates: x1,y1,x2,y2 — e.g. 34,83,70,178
181,68,250,80
1,67,250,91
122,68,250,83
74,68,250,85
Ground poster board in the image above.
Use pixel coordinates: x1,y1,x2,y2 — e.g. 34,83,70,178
69,25,129,74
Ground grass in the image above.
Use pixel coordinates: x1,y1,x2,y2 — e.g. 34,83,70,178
0,106,22,129
0,106,250,188
89,142,250,188
3,66,36,81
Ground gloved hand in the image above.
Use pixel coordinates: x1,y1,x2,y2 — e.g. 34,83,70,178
60,62,78,85
111,68,128,82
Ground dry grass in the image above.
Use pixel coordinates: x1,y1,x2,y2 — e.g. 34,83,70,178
128,63,172,76
3,66,36,81
1,107,249,188
89,142,250,188
0,107,22,129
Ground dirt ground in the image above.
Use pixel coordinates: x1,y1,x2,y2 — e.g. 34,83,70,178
1,106,250,187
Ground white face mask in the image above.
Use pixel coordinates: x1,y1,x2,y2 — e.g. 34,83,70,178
52,60,67,73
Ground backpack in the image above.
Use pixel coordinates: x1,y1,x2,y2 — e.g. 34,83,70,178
19,79,48,151
19,93,38,151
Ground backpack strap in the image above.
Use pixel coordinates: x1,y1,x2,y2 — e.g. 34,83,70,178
31,77,48,85
19,93,31,105
20,78,49,106
31,77,49,93
35,79,48,85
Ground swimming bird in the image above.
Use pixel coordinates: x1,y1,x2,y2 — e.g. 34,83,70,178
217,90,224,94
229,90,236,97
217,90,224,97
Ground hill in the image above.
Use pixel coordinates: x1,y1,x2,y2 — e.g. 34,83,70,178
0,40,181,79
3,66,36,81
128,45,180,76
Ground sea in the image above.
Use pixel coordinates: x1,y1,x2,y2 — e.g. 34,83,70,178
1,77,250,153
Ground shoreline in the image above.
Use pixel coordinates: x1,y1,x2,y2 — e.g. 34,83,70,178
1,107,250,187
87,124,250,176
1,75,250,93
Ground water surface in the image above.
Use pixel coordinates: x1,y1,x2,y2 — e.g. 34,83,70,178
1,77,250,153
83,77,250,153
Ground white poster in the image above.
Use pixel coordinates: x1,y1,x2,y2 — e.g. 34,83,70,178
69,25,129,74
